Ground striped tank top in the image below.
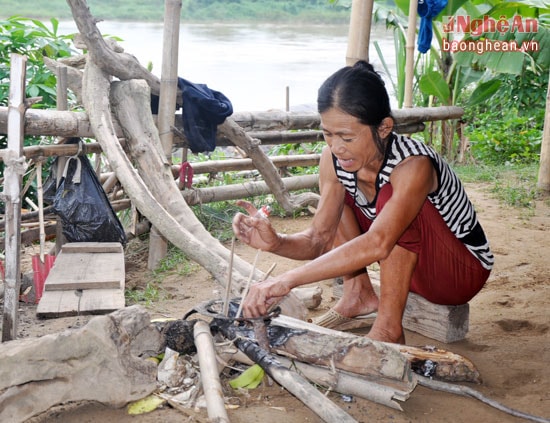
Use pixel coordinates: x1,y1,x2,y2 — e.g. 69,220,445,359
332,133,494,270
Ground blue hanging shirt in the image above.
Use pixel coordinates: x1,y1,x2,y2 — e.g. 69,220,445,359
177,77,233,153
417,0,448,53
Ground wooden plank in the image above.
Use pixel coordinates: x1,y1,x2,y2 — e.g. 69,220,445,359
60,242,123,254
332,271,469,343
36,288,125,317
44,252,124,291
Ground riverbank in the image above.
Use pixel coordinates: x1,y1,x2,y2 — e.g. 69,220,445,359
0,0,351,24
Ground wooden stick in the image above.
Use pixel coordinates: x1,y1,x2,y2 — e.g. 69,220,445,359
235,249,261,319
193,320,230,423
37,161,45,262
24,197,39,211
417,376,550,423
222,237,235,316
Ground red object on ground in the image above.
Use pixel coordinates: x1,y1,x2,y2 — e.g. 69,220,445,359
32,254,56,303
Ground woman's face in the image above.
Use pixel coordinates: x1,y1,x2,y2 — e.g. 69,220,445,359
320,108,378,173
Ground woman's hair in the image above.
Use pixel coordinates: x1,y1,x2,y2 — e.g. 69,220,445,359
317,60,392,155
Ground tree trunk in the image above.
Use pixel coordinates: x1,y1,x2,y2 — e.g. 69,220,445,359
82,64,249,293
108,79,261,289
217,118,295,213
63,0,307,316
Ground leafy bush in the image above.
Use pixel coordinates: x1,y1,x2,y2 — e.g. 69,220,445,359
466,108,541,165
0,17,76,205
0,17,74,108
463,69,546,165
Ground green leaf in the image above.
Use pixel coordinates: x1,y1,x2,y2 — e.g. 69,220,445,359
27,85,39,98
440,0,473,18
127,395,166,415
229,364,265,389
419,71,451,104
467,79,502,106
394,0,409,16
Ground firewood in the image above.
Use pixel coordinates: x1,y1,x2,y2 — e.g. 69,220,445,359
216,317,359,423
273,315,481,383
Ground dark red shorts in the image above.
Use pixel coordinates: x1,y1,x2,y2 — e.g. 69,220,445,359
344,184,490,305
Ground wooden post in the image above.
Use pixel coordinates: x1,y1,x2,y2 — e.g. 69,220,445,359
2,54,26,342
148,0,182,270
403,0,418,108
537,74,550,192
55,66,68,255
345,0,374,66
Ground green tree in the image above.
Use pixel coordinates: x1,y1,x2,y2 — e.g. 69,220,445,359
374,0,548,161
0,16,75,203
0,16,74,108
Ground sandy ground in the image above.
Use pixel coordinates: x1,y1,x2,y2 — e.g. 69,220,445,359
4,182,550,423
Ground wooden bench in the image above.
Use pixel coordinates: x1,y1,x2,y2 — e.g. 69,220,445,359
332,272,469,343
36,242,125,318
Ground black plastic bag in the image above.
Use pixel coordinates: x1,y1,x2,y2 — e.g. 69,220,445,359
50,154,127,245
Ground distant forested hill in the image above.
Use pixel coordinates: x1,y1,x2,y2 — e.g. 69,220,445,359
0,0,351,23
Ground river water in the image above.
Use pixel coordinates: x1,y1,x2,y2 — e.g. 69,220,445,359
59,21,396,112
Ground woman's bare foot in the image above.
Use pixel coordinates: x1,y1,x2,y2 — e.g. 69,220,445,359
367,320,406,344
331,273,379,318
332,294,379,318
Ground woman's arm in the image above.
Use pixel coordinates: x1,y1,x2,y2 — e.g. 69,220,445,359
272,155,438,289
232,147,345,260
241,155,437,317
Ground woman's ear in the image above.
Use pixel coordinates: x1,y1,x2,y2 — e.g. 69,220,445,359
377,117,394,139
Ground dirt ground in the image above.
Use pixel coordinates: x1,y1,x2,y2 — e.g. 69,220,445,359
5,182,550,423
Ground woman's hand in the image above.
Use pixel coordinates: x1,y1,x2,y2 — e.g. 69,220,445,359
232,200,281,252
242,276,291,317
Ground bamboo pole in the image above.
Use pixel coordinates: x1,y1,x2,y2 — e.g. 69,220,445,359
0,174,318,233
537,73,550,192
2,54,26,342
158,0,181,159
0,106,463,141
148,0,182,270
345,0,375,65
182,174,318,206
193,320,230,423
404,0,418,108
55,65,68,254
